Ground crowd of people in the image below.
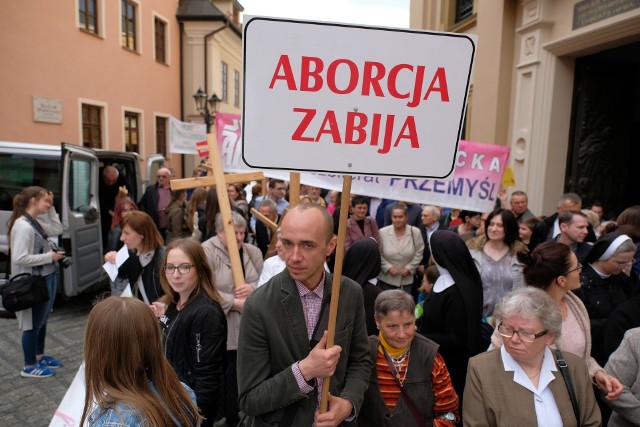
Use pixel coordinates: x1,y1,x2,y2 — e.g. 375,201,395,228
7,170,640,426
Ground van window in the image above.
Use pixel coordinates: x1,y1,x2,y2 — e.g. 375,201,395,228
0,153,61,212
69,159,92,210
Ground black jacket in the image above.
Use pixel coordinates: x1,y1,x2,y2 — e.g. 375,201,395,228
574,264,633,365
161,292,228,423
118,247,165,303
138,184,160,225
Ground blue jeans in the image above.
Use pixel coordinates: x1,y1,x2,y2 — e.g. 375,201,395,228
21,272,57,366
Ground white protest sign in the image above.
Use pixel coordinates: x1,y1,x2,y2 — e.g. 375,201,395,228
168,116,206,155
243,17,476,179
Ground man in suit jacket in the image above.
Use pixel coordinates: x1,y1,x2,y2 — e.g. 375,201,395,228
530,192,596,249
138,167,172,239
237,204,371,426
418,205,441,274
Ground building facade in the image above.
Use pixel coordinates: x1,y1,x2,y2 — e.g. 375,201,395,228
177,0,244,175
410,0,640,216
0,0,185,177
0,0,244,180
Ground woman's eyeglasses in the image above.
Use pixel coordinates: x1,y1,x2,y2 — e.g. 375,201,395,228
163,264,195,274
497,323,548,343
563,263,582,275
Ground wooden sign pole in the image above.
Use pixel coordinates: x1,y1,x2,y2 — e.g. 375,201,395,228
206,132,245,288
320,175,352,412
289,172,300,208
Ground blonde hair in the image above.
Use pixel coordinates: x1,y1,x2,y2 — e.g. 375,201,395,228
81,296,201,427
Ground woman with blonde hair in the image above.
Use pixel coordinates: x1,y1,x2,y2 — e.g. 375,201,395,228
151,238,227,427
81,296,201,426
104,211,165,301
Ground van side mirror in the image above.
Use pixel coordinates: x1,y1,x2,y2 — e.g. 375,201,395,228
78,205,99,224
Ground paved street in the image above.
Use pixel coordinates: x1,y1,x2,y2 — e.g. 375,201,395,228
0,290,103,427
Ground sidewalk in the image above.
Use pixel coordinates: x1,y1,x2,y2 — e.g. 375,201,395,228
0,291,100,426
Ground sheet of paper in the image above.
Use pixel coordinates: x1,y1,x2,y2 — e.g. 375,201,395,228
102,245,130,281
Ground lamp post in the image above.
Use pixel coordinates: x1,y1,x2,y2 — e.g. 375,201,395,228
193,88,221,133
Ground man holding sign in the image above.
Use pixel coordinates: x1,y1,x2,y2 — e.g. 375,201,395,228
237,204,371,426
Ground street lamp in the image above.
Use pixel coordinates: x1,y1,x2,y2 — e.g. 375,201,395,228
193,87,221,133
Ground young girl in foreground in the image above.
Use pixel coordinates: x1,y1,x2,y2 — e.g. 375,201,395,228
81,296,201,427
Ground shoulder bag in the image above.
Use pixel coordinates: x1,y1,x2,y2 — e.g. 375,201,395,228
555,349,580,425
1,273,48,312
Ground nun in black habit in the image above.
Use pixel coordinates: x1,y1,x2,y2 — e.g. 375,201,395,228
418,230,483,404
343,237,382,337
574,231,637,365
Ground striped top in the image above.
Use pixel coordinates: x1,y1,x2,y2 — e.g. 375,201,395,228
376,350,459,426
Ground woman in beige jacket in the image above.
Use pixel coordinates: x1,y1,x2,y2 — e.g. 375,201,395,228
202,211,263,426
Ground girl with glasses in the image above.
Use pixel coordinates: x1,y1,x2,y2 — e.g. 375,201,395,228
151,238,227,427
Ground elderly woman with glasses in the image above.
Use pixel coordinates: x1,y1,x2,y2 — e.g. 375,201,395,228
358,290,459,426
150,238,228,427
574,231,637,366
490,241,623,401
464,287,601,426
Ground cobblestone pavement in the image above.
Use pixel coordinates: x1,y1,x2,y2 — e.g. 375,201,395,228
0,290,104,427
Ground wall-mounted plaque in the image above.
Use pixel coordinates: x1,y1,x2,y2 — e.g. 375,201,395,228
33,96,63,124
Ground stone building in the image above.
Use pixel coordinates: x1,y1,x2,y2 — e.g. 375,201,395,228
410,0,640,215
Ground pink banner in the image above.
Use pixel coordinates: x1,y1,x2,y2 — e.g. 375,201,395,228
216,113,243,168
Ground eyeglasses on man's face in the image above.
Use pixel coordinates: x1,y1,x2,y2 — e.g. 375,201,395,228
163,263,195,274
497,323,548,343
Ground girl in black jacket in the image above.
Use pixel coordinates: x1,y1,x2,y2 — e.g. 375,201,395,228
151,238,227,427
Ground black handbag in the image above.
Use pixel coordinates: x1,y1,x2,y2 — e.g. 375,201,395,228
0,273,49,312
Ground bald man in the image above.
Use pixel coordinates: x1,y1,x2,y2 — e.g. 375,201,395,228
98,165,131,251
238,204,371,426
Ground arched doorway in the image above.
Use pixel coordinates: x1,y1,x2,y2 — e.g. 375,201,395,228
566,41,640,219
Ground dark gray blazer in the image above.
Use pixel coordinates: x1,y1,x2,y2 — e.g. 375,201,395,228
237,269,372,426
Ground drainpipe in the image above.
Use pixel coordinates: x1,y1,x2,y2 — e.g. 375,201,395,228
204,21,229,96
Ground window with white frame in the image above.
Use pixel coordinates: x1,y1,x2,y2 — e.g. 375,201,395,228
221,61,228,102
82,104,103,149
124,111,140,153
234,70,240,107
121,0,138,51
154,16,167,64
78,0,99,34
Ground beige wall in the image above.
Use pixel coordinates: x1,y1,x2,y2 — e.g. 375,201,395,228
410,0,640,214
0,0,182,178
181,17,243,174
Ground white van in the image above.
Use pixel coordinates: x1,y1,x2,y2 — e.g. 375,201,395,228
0,141,163,299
